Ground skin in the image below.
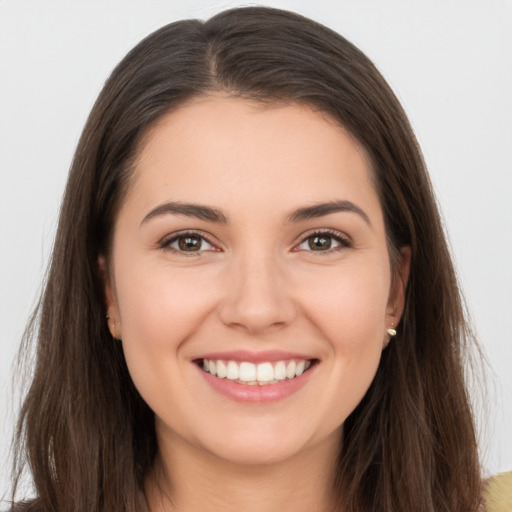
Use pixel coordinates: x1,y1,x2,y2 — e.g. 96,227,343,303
103,96,409,512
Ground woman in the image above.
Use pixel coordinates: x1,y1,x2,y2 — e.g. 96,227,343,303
10,6,487,512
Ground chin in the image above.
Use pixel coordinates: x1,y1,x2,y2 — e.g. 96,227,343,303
205,435,309,466
195,419,339,467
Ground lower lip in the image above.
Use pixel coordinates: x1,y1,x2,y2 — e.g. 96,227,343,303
196,363,316,403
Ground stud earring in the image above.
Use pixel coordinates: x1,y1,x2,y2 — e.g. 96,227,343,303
387,325,397,337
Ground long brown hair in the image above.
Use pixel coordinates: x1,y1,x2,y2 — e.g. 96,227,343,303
11,7,482,512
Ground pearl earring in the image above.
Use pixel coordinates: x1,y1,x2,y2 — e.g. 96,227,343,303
387,325,397,337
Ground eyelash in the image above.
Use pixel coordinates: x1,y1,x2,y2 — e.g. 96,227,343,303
159,229,352,256
293,229,352,254
159,230,218,256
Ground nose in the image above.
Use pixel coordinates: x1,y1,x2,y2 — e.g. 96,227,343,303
217,253,297,334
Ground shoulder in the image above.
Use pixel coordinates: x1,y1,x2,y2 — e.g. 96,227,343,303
484,472,512,512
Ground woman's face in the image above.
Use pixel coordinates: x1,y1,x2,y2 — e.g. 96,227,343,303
104,97,408,466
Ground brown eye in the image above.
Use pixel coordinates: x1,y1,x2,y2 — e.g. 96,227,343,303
307,235,333,251
178,235,203,251
163,232,216,253
295,231,350,253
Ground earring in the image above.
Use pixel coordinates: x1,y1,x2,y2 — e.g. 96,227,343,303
387,325,397,337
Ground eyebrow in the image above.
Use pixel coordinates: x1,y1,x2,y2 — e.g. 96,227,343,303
141,201,228,226
286,200,371,226
140,199,370,227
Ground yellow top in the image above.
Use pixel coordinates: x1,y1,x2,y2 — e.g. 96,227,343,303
485,472,512,512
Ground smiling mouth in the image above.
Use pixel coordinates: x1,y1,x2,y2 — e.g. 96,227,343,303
196,358,318,385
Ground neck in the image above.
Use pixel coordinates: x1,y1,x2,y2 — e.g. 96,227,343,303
145,429,341,512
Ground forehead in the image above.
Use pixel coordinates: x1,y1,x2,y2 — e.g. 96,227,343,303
123,96,381,223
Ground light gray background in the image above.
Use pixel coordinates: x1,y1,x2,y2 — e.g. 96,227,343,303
1,0,511,502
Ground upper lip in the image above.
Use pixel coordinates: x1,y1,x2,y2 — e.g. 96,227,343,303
195,350,315,364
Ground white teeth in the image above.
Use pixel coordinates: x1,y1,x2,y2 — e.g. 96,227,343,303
256,362,274,382
200,358,313,384
239,362,257,382
274,361,286,380
286,360,296,379
226,361,239,380
295,360,305,376
216,360,227,378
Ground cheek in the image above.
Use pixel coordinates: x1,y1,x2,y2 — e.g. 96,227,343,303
115,260,218,344
112,258,217,393
298,259,391,348
295,262,390,430
113,265,227,438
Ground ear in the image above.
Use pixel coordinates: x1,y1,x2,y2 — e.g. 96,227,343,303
386,246,411,329
98,255,122,340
